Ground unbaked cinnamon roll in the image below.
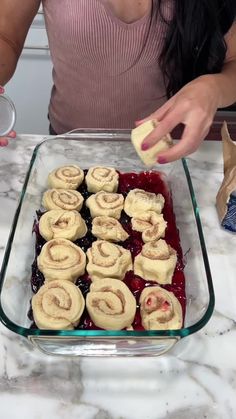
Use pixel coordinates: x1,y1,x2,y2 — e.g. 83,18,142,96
37,238,86,282
39,210,87,241
85,166,118,193
92,216,129,242
32,279,85,330
131,120,173,167
86,191,124,219
42,189,84,211
139,286,182,330
86,278,136,330
134,239,177,284
124,189,165,217
48,165,84,189
131,212,167,242
86,240,132,281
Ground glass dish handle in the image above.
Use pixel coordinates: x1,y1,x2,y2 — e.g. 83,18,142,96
28,335,180,356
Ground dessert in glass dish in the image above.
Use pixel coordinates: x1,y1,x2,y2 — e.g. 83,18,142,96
29,163,186,334
0,131,214,356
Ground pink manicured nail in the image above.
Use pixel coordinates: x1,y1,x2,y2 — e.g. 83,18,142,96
141,143,150,151
135,120,143,127
0,86,4,94
0,138,8,147
8,131,16,138
157,156,167,164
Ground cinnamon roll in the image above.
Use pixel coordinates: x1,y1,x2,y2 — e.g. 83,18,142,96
37,238,86,282
87,240,132,282
124,189,165,217
42,189,84,211
131,120,173,167
48,165,84,189
131,212,167,242
32,279,85,330
86,191,124,219
139,286,182,330
92,216,129,242
134,239,177,284
39,210,87,241
86,278,136,330
85,166,118,193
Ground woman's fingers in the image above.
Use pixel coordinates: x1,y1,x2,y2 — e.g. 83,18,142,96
0,137,9,147
141,108,183,150
135,99,173,127
156,123,209,163
0,132,16,147
0,132,17,147
8,130,17,138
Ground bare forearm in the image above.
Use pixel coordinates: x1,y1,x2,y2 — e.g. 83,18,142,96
213,60,236,108
198,61,236,110
0,39,19,85
0,0,41,86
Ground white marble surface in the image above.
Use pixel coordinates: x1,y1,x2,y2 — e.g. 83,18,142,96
0,135,236,419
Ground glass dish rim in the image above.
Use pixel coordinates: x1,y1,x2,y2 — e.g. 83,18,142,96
0,131,215,339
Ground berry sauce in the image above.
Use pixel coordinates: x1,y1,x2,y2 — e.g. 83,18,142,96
29,170,186,331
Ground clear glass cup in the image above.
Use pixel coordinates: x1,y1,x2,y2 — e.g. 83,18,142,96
0,93,16,137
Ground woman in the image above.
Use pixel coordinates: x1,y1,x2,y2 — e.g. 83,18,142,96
0,0,236,163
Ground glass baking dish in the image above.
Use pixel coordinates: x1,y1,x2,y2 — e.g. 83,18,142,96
0,130,215,356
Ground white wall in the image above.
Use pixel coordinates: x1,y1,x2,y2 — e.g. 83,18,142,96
6,11,53,135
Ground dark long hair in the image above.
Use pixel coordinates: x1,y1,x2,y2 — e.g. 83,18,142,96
157,0,236,97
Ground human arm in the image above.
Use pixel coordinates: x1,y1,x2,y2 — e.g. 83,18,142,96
138,22,236,163
0,0,40,146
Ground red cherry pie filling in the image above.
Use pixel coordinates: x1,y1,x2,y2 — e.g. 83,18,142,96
29,170,186,330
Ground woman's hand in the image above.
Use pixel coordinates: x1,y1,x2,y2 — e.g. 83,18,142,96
137,75,221,163
0,86,16,147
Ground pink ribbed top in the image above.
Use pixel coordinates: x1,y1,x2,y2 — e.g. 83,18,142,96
42,0,171,133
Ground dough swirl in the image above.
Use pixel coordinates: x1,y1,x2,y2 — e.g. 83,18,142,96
32,279,85,330
92,216,129,242
124,189,165,217
131,211,167,242
85,166,118,193
39,210,87,241
42,189,84,211
139,286,182,330
48,165,84,189
86,278,136,330
131,120,173,167
134,239,177,284
86,240,132,282
37,238,86,282
86,191,124,219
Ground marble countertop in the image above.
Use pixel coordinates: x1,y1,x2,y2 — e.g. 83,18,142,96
0,135,236,419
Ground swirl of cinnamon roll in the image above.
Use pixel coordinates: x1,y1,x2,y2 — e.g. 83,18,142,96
87,240,132,282
85,166,118,193
42,189,84,211
124,189,165,217
86,191,124,219
37,238,86,282
86,278,136,330
92,216,129,242
134,239,177,284
32,279,85,330
39,210,87,241
139,286,182,330
131,212,167,242
48,165,84,189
